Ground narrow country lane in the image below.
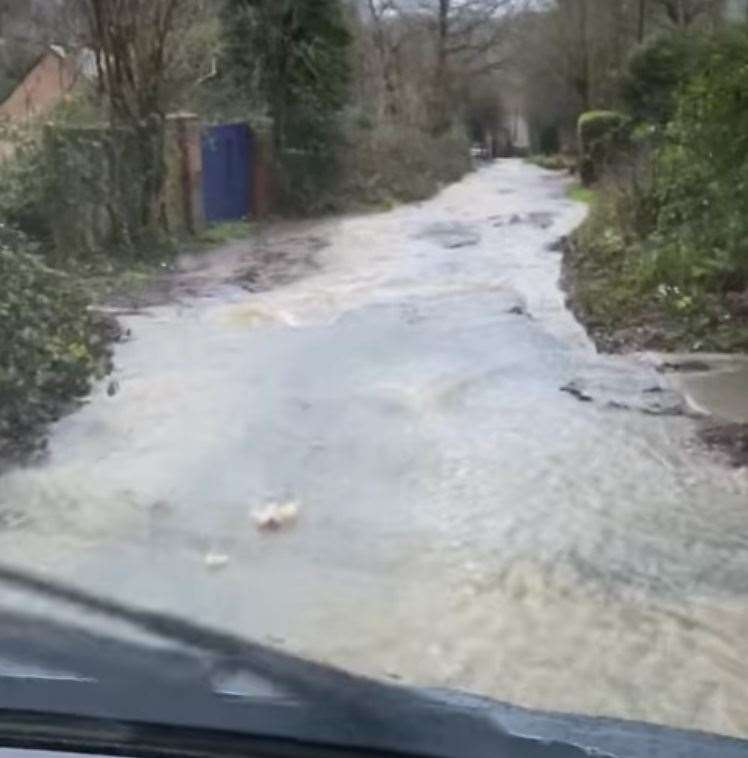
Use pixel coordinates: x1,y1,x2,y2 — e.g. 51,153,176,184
1,161,747,737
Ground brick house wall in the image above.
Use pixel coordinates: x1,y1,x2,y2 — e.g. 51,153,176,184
0,49,77,123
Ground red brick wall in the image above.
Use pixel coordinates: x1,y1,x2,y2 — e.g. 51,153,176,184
252,130,274,218
0,52,78,123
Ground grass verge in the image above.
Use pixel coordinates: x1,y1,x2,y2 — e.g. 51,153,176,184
566,183,596,205
562,192,748,354
195,220,256,247
526,154,576,172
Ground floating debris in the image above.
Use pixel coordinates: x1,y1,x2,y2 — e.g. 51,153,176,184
507,304,534,319
204,552,230,570
560,381,594,403
252,501,300,531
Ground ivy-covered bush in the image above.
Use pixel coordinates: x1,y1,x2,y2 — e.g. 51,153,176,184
0,120,175,262
45,124,172,259
0,245,111,462
578,111,631,186
0,126,52,243
651,26,748,292
622,33,707,129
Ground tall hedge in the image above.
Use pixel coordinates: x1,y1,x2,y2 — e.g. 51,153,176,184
577,111,630,186
652,26,748,291
622,33,707,128
0,247,111,461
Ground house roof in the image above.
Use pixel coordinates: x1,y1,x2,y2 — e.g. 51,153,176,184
0,38,64,104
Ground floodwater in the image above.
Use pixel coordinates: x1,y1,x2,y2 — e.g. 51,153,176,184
2,160,748,737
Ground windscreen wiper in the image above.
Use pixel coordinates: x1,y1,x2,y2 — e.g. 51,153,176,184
0,563,597,758
0,564,744,758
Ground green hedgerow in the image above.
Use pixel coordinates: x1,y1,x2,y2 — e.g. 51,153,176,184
0,245,111,461
651,25,748,292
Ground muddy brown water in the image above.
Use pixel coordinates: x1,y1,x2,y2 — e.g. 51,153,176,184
1,161,747,737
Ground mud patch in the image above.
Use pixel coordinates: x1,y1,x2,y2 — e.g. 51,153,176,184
233,246,321,293
699,423,748,468
103,236,327,311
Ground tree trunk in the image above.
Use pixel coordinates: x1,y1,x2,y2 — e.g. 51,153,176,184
637,0,647,42
577,0,591,111
431,0,452,134
367,2,399,120
676,0,686,25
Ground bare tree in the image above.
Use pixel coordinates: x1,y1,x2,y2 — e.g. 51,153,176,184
637,0,648,41
412,0,518,132
78,0,186,245
82,0,183,123
354,0,515,131
653,0,723,26
364,0,411,118
514,0,646,151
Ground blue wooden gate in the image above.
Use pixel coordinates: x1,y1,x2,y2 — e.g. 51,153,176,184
201,123,253,222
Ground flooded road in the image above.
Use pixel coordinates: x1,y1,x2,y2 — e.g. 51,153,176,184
2,160,748,737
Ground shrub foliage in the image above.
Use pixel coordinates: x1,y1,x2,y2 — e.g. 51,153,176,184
0,246,111,461
622,33,707,128
652,26,748,292
577,111,631,186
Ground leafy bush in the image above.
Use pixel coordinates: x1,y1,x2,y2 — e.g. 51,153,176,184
651,25,748,292
577,111,631,186
335,121,472,210
568,185,748,353
622,33,707,128
0,125,52,243
578,111,629,147
274,146,344,215
0,117,177,263
0,246,111,461
45,123,176,260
